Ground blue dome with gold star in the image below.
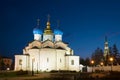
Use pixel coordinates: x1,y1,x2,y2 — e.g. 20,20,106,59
33,28,42,34
54,29,63,35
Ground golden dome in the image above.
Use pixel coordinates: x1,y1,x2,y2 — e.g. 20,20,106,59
44,21,53,35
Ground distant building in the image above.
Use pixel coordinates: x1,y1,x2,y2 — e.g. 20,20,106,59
0,56,12,70
14,18,80,72
104,36,110,60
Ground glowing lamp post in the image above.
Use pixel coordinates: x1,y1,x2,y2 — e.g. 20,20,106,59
100,62,104,71
109,57,113,72
100,62,103,66
91,60,94,72
32,57,35,76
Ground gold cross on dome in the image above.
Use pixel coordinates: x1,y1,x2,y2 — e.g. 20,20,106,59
47,14,50,22
37,19,40,26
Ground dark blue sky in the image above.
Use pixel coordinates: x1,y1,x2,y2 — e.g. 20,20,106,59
0,0,120,59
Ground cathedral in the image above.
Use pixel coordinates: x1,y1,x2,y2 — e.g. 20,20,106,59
14,18,80,72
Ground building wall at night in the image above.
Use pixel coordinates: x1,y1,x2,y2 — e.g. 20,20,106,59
15,55,29,71
0,57,12,70
2,57,12,67
104,37,110,60
14,19,80,72
66,56,80,71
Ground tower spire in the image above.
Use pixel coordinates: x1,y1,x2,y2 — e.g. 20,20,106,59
105,36,107,42
46,14,51,29
47,14,50,22
44,14,52,35
104,36,109,61
43,15,53,41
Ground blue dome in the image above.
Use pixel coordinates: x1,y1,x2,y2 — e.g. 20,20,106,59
33,28,42,34
54,29,63,35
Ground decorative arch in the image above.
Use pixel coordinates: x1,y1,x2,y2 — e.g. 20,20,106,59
31,41,42,48
55,41,67,50
42,40,54,48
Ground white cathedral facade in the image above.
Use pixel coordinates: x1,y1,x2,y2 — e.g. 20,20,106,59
14,19,80,72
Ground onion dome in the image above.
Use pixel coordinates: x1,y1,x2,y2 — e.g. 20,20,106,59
54,29,63,35
33,28,42,34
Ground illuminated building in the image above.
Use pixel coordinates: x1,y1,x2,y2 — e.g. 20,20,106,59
104,36,110,60
14,18,80,72
0,56,12,70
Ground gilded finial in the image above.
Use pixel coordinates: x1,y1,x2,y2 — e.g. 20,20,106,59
46,14,51,29
44,14,52,34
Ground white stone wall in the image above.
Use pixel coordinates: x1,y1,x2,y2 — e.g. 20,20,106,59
66,56,80,72
28,49,40,71
56,49,66,70
92,65,120,72
66,47,73,55
79,64,84,72
40,48,56,71
14,55,29,71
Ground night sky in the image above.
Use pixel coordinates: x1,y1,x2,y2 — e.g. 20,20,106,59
0,0,120,59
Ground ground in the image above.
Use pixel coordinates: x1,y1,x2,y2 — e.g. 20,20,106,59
0,71,120,80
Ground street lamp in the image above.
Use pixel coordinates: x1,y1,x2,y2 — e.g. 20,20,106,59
109,57,113,72
100,62,103,66
91,60,94,72
32,57,35,76
100,62,104,71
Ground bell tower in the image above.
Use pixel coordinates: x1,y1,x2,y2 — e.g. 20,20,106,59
104,36,110,60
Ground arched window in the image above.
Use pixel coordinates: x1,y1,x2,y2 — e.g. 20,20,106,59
60,58,62,63
19,59,22,65
47,58,49,62
71,60,74,65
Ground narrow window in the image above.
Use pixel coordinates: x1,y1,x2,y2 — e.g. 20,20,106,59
47,58,49,62
71,60,74,65
19,59,22,65
60,58,61,63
